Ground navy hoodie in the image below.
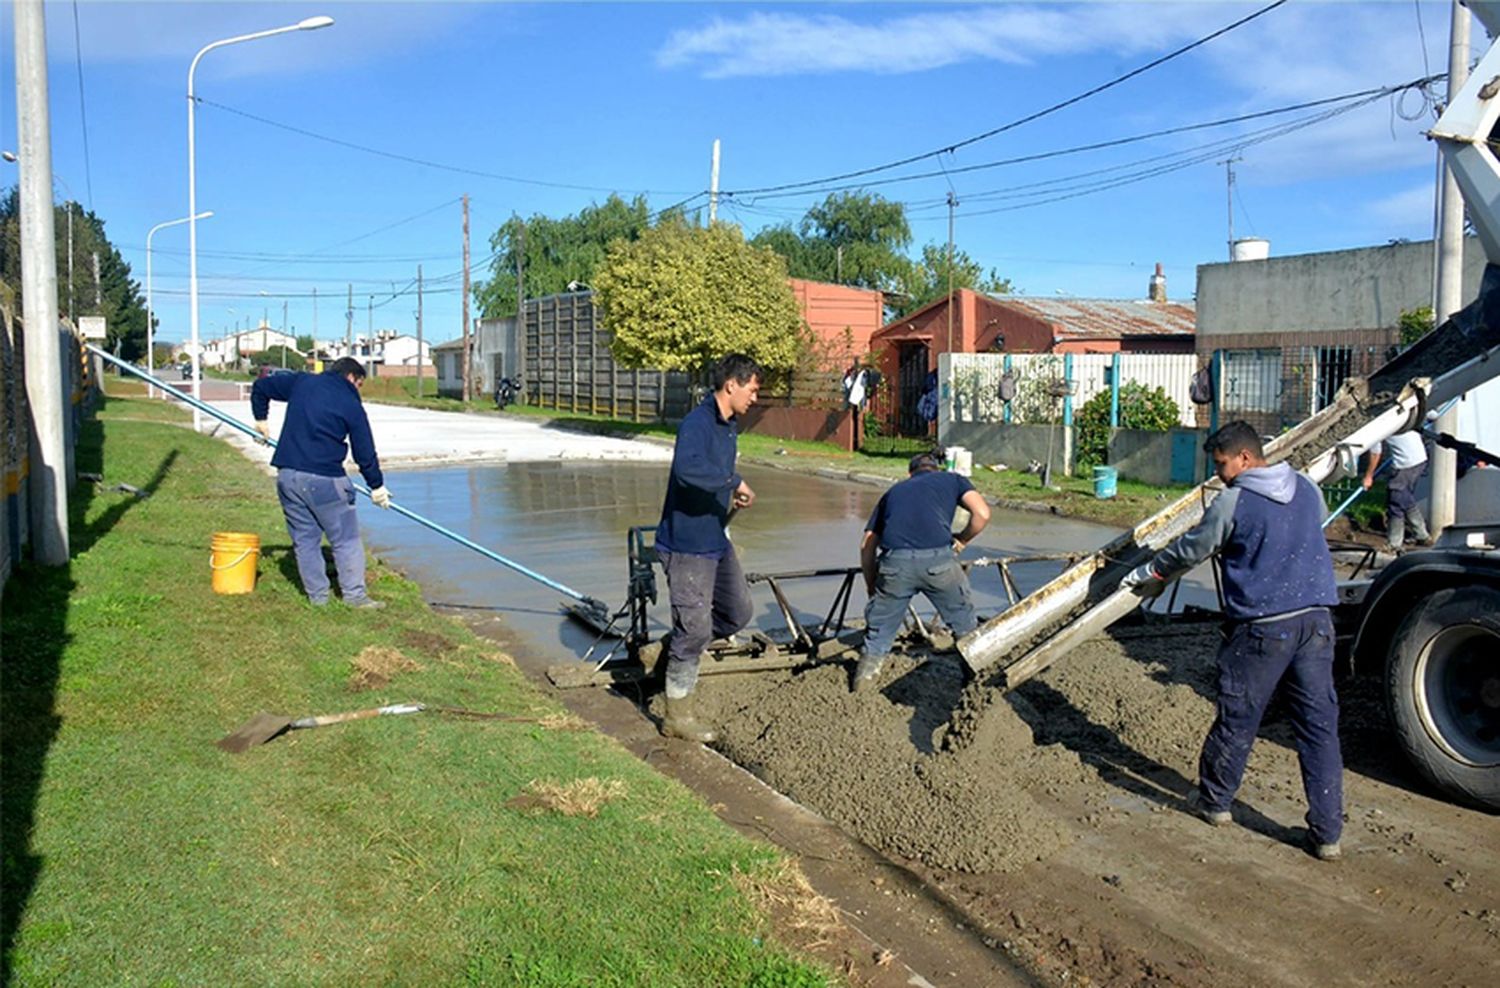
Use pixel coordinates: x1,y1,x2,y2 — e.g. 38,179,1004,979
655,395,741,557
250,371,384,489
1149,462,1336,621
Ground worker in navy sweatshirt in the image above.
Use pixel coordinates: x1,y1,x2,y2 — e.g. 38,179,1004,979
251,357,391,609
1122,420,1343,861
652,353,761,742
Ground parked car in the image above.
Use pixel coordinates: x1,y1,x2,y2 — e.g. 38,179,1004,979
256,365,296,379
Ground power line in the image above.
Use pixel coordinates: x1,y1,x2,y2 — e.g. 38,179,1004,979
722,0,1290,198
195,96,700,198
70,0,94,209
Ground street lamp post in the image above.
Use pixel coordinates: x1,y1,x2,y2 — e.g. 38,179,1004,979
146,211,212,398
187,15,333,429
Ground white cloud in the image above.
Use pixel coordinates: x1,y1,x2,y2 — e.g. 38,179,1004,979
1367,182,1438,229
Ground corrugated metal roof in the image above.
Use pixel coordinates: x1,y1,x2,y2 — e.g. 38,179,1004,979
992,296,1195,339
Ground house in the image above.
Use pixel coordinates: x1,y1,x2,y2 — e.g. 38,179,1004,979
870,266,1195,435
788,278,885,368
1194,238,1492,438
227,324,298,360
431,337,467,398
373,333,432,377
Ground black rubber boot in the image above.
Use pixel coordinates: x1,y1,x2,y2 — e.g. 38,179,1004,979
661,695,718,743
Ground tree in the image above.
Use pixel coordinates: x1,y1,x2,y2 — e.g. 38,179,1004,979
1398,305,1435,346
0,187,149,359
798,191,914,294
908,242,1013,311
475,194,682,318
295,333,315,352
256,344,304,370
594,222,805,376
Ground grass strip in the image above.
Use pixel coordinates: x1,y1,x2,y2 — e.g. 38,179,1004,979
1,396,831,987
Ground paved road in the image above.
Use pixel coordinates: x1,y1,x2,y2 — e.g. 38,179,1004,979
199,397,671,473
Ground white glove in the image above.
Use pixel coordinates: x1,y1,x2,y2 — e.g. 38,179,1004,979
369,486,392,509
253,420,273,445
1120,562,1167,598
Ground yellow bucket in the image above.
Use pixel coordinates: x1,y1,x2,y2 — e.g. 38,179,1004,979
210,531,261,595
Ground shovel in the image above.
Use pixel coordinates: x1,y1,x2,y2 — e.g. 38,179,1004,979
217,702,425,753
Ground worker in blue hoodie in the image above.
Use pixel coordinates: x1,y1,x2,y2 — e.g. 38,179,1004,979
1122,420,1343,861
652,353,761,742
251,357,391,609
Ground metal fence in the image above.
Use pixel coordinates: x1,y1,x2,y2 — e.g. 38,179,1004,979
941,352,1201,428
1211,332,1397,437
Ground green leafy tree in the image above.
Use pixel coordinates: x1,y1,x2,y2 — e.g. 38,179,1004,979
476,194,690,317
594,222,805,375
0,187,148,359
1398,305,1435,346
798,191,914,294
256,344,305,370
1073,381,1181,469
908,242,1013,310
295,333,315,352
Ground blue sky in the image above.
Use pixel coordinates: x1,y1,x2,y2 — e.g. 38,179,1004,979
0,1,1462,346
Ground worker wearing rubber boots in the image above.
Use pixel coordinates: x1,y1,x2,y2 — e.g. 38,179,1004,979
1363,430,1432,552
251,357,393,608
853,451,991,693
652,354,761,742
1122,421,1344,861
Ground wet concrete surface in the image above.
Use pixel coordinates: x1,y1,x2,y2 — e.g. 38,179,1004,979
360,459,1126,658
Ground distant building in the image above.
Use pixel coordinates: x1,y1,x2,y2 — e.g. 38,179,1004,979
431,337,467,398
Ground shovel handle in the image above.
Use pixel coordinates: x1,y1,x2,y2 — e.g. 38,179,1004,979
289,703,425,730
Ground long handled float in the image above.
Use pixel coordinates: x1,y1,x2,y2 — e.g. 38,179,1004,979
88,346,618,632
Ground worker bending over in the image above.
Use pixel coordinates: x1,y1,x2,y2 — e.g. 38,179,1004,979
652,353,761,742
854,451,991,692
251,357,392,609
1363,429,1431,552
1123,421,1343,860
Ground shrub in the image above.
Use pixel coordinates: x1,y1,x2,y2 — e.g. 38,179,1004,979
1074,381,1180,469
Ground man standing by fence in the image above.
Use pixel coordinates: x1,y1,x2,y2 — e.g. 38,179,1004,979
652,353,761,742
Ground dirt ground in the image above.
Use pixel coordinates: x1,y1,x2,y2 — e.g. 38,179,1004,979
673,623,1499,988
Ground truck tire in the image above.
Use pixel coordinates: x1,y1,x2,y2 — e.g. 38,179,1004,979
1385,586,1500,811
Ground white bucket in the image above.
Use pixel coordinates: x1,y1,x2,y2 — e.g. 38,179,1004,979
954,447,973,477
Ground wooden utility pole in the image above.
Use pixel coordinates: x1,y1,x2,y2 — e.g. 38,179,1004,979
708,139,721,224
946,191,958,355
416,263,424,397
461,194,471,402
282,300,289,367
516,220,526,392
345,283,353,356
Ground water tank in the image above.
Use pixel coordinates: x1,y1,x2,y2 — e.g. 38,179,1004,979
1232,237,1270,261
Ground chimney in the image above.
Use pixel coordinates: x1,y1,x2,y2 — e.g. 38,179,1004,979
1148,262,1167,302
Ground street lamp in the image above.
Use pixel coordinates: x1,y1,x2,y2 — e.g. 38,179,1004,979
187,15,333,429
147,210,212,398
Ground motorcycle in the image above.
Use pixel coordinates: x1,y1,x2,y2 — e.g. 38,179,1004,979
493,376,519,410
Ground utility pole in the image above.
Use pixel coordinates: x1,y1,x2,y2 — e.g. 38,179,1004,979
345,283,353,357
708,138,721,224
91,249,101,310
416,263,424,397
1432,0,1471,537
14,0,69,563
946,191,958,355
835,245,843,284
1220,155,1242,260
312,286,318,339
282,299,288,367
461,193,471,402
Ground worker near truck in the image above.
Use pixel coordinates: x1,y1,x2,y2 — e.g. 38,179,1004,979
251,356,392,609
1122,420,1344,861
1362,429,1432,552
652,353,761,742
853,451,991,693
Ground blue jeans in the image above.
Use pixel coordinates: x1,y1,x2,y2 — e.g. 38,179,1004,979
1198,609,1343,844
276,468,368,604
658,548,754,698
862,547,978,660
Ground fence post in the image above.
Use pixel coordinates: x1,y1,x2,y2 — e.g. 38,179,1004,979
1109,352,1120,428
1002,353,1012,424
1062,352,1074,427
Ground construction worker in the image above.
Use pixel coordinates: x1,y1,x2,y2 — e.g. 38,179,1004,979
652,353,761,742
1362,429,1432,551
1122,421,1343,860
853,450,991,692
251,356,392,608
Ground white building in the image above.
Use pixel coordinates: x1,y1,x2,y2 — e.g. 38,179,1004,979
376,333,431,368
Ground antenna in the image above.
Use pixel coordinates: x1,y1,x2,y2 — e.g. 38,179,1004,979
1219,154,1242,260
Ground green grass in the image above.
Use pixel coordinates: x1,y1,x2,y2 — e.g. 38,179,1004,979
1,396,831,987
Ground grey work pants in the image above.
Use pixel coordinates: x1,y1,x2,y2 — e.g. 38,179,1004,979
276,468,368,604
657,547,754,699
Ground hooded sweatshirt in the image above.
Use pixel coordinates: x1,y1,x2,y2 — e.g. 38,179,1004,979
1150,462,1336,621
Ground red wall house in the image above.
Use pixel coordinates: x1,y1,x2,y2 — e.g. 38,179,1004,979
789,278,885,368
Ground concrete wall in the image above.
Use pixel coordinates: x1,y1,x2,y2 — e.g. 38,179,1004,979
1107,428,1207,486
942,422,1073,476
1195,237,1487,339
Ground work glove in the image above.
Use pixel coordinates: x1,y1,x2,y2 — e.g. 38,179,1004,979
369,486,392,509
253,420,272,445
1120,562,1167,598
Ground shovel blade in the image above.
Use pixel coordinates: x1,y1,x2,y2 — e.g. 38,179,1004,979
216,711,294,753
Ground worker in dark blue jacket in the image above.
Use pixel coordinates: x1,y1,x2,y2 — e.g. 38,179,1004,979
1123,420,1343,860
854,451,990,692
653,353,761,742
251,357,391,608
